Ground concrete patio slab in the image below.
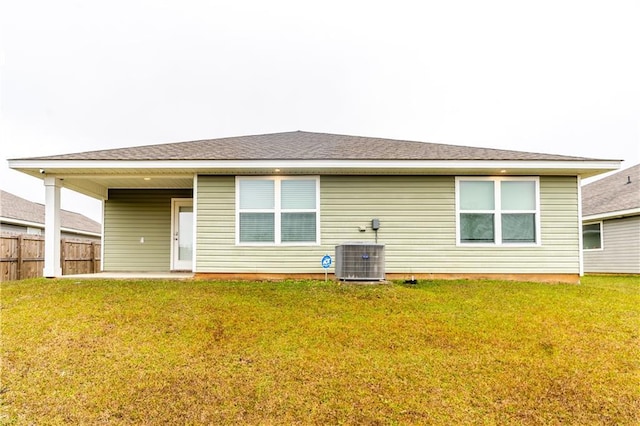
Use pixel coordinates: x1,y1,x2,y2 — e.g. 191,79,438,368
63,272,194,280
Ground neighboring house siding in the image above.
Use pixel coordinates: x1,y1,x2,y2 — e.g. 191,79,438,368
104,189,192,271
196,175,580,274
0,223,100,242
0,223,39,235
584,216,640,273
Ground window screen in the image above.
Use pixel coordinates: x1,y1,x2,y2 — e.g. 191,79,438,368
458,178,538,245
582,223,602,250
238,177,318,244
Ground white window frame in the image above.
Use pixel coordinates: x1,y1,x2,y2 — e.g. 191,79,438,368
235,176,321,246
582,221,603,251
455,176,541,247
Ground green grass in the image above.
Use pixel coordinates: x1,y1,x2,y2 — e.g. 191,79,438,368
1,276,638,425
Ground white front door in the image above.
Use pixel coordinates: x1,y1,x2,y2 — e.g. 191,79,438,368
172,198,193,271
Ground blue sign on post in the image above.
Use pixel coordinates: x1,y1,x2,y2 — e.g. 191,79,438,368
321,254,332,282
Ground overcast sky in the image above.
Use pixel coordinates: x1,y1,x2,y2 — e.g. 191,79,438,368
1,0,639,223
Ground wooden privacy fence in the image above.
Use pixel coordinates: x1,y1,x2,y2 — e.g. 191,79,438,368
0,235,101,281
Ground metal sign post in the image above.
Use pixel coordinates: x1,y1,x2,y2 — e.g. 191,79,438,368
321,254,332,282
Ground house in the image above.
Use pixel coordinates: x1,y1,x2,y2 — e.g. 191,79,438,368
0,189,101,241
582,163,640,274
7,131,620,282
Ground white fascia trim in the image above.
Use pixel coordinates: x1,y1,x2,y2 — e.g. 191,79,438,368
9,159,622,171
60,228,102,237
1,217,44,229
583,208,640,222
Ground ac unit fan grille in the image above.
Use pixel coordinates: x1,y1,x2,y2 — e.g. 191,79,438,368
335,243,385,281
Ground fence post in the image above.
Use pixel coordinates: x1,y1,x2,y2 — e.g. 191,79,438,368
90,241,95,273
95,242,101,273
17,234,23,280
61,239,66,275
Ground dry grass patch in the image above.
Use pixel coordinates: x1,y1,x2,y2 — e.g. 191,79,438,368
1,276,638,424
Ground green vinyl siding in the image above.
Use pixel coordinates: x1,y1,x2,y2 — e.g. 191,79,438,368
103,189,192,271
196,175,580,274
196,176,321,272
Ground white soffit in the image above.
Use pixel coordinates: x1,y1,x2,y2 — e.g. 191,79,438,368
8,158,621,174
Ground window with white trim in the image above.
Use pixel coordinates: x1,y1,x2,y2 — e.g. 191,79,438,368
582,222,602,250
236,176,320,245
456,177,540,245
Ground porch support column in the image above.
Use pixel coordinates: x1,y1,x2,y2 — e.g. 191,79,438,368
577,175,584,277
43,177,62,277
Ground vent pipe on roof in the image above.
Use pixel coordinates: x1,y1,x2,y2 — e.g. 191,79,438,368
626,176,632,184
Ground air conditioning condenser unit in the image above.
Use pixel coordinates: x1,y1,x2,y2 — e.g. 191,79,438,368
335,242,385,281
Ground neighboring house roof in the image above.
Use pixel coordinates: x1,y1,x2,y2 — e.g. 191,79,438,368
16,131,600,161
582,163,640,219
0,190,101,235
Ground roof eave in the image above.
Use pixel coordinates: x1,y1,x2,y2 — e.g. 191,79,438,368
583,207,640,222
8,158,621,201
0,217,101,237
9,158,622,176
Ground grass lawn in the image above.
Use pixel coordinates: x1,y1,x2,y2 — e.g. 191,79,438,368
1,275,638,425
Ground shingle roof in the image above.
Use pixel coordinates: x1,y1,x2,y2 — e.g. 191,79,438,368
0,190,102,234
582,163,640,217
15,131,597,162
